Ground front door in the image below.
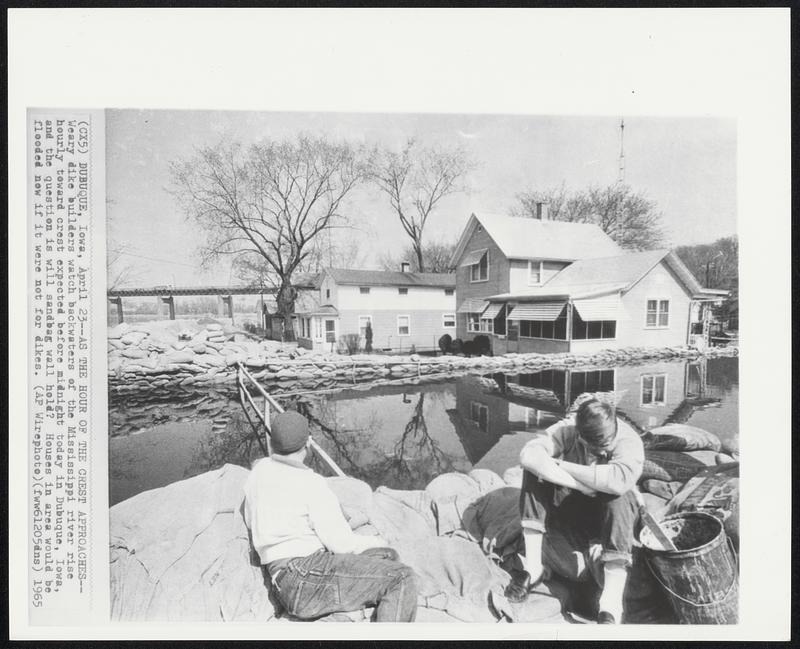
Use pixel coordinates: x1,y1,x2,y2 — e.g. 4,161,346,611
324,319,336,345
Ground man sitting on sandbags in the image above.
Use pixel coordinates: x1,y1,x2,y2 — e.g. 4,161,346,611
243,411,418,622
504,398,644,625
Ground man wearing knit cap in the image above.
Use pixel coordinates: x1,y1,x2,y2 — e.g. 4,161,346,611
503,398,643,625
243,410,418,622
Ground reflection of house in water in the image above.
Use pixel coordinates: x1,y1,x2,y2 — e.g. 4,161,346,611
448,374,566,465
448,359,718,465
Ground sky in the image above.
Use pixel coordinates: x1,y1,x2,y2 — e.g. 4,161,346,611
106,109,737,287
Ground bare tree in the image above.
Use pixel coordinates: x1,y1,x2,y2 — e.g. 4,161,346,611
369,139,472,272
107,244,142,290
170,136,366,336
379,240,457,274
512,183,666,251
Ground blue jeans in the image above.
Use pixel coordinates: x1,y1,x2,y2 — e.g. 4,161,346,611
268,548,418,622
519,471,639,582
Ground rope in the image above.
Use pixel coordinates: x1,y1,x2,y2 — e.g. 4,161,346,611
645,535,738,608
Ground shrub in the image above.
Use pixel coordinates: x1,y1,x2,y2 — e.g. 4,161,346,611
473,334,491,356
463,340,476,356
438,333,453,354
451,338,464,355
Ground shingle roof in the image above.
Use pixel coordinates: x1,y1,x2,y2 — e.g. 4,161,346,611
545,249,670,290
487,250,705,301
326,268,455,288
452,213,622,264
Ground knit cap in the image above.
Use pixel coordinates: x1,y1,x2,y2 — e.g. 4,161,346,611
271,411,309,455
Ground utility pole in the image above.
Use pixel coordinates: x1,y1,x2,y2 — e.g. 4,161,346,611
618,118,625,183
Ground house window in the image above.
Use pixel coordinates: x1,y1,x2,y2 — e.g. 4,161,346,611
517,311,569,340
467,313,481,332
444,288,454,296
480,318,494,333
469,401,489,433
358,315,372,338
397,315,411,336
326,288,330,299
470,251,488,282
646,299,670,328
570,369,616,394
398,287,408,295
315,318,323,340
442,313,456,328
641,374,667,405
528,260,544,285
360,287,371,295
324,319,336,343
572,313,617,340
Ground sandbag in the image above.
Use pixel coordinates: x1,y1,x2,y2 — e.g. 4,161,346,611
375,487,436,534
425,472,482,502
640,479,683,501
721,436,739,457
641,449,720,482
643,424,722,452
503,465,524,489
468,469,507,494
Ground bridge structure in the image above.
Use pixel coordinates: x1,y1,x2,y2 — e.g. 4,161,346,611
107,283,316,324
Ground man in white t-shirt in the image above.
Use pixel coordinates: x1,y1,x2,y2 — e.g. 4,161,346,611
243,411,418,622
503,398,644,624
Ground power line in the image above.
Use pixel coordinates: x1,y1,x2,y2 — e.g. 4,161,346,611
112,249,199,268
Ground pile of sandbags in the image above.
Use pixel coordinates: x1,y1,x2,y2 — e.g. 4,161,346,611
109,463,565,624
636,424,739,547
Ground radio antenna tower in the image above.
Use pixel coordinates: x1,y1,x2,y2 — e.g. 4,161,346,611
617,118,626,183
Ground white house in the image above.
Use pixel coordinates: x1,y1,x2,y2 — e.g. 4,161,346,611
450,211,726,354
293,265,457,353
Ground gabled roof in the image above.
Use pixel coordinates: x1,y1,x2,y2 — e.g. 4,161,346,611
450,212,622,266
488,250,706,301
325,268,455,288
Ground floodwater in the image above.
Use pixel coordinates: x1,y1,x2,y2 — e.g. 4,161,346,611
109,356,739,505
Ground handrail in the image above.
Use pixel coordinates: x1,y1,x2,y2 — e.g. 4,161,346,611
237,362,345,477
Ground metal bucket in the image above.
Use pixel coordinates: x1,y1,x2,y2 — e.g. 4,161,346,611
640,511,738,624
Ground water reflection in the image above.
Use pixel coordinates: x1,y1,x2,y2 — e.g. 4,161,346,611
109,357,738,503
292,386,468,491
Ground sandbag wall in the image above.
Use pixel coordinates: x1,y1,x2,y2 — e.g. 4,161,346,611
108,320,739,396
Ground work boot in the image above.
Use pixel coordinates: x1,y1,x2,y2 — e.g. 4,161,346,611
597,610,617,624
503,568,532,604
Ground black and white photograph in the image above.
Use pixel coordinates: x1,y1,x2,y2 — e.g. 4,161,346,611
9,8,790,642
105,109,740,626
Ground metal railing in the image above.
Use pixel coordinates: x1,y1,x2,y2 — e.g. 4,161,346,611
236,362,345,477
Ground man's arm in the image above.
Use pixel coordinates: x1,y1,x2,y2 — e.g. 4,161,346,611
520,441,597,496
308,479,387,554
557,435,644,495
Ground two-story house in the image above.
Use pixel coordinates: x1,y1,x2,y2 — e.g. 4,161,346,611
293,264,456,353
450,210,725,354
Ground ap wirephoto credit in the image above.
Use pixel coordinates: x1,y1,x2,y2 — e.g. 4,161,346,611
104,110,740,625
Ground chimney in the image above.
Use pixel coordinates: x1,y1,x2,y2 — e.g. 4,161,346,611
535,201,550,221
400,261,410,273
